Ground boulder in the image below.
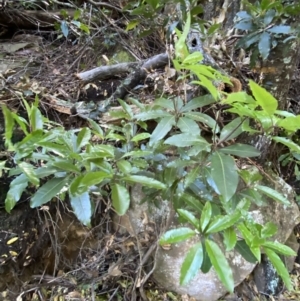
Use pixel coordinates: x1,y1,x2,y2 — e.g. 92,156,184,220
113,172,300,301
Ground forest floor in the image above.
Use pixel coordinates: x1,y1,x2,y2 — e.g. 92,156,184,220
1,13,300,301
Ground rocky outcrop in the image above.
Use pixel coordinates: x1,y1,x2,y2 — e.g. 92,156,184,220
113,173,300,301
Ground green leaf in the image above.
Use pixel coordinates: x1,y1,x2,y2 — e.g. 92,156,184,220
264,247,292,290
177,117,200,134
201,243,212,273
178,209,199,229
180,193,203,213
149,116,176,146
18,162,39,186
81,171,112,187
255,185,290,206
135,110,171,121
181,95,216,112
200,201,212,232
184,112,219,132
61,20,69,38
31,177,69,207
219,117,243,142
272,136,300,153
277,116,300,132
223,227,237,251
159,227,196,244
69,175,85,196
52,160,81,173
235,240,258,263
122,175,166,189
30,107,43,131
88,118,104,138
1,105,14,150
267,25,291,34
70,192,92,227
211,152,239,202
5,174,28,212
175,12,190,59
206,211,241,234
261,222,277,238
111,184,130,216
118,99,133,118
154,98,175,110
249,80,277,115
117,160,132,174
219,143,260,158
184,165,200,188
131,133,151,142
180,242,203,285
193,76,219,100
126,19,139,31
182,51,203,65
258,31,271,60
205,240,234,293
164,133,210,148
76,127,91,151
263,8,275,25
262,241,296,256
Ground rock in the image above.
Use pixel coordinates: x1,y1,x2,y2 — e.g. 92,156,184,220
113,171,300,301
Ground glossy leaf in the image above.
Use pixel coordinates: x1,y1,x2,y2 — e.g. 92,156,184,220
111,184,130,216
264,247,292,290
149,116,176,146
154,98,175,110
164,133,210,148
180,95,216,112
255,185,290,206
206,211,241,234
1,105,14,149
88,118,104,138
261,222,278,238
219,143,260,158
122,175,166,189
31,177,69,207
81,171,112,187
184,112,219,131
76,127,91,151
211,152,239,202
262,241,296,256
272,136,300,153
201,243,212,273
180,242,203,285
205,240,234,293
30,107,43,131
159,228,196,244
223,227,237,251
234,240,258,263
19,162,39,186
177,117,200,134
267,25,291,34
135,110,171,121
200,201,212,232
219,117,243,142
258,32,271,60
70,192,92,227
184,165,200,189
178,209,199,229
249,80,277,115
5,174,28,212
131,133,151,142
52,160,80,173
117,160,132,174
61,21,69,38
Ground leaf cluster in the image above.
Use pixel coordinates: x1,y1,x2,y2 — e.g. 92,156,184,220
234,0,300,63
